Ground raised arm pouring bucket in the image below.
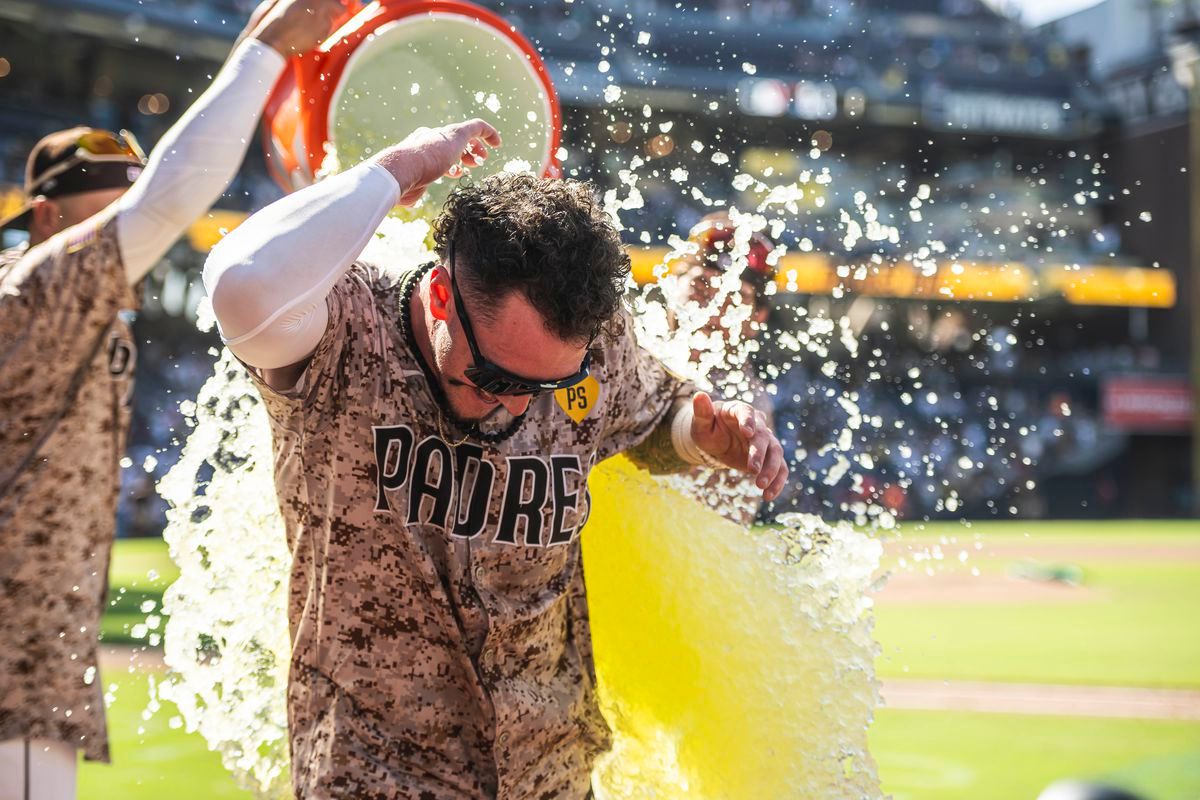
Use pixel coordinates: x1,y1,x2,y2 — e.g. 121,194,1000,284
263,0,562,212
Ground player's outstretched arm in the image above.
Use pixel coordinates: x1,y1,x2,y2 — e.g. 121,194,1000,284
685,392,789,500
114,0,344,285
628,392,789,500
203,120,500,376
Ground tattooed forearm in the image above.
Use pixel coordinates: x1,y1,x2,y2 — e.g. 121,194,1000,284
626,403,692,475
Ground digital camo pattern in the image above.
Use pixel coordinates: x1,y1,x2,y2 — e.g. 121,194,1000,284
0,207,137,761
248,261,692,799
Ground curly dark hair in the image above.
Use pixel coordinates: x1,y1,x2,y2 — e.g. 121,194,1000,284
432,173,629,343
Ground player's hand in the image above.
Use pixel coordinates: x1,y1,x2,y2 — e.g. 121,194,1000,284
248,0,349,57
690,391,788,501
374,121,503,207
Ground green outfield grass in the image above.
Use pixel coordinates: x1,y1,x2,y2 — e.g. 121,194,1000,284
875,520,1200,687
81,667,1200,800
79,670,250,799
87,522,1200,798
893,519,1200,538
870,709,1200,800
101,538,179,646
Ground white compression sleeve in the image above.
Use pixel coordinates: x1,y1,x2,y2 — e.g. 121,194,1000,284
115,39,285,284
202,160,401,370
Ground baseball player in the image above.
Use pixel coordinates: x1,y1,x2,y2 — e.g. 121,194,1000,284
203,120,789,798
0,2,344,797
670,211,778,526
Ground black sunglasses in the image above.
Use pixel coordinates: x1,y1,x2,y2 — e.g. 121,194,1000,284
447,239,592,397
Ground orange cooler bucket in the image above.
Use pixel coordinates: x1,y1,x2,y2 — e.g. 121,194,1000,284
263,0,562,210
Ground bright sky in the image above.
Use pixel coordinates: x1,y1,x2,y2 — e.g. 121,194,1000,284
990,0,1106,26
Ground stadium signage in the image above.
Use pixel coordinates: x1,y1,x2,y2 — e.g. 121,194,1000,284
926,90,1068,136
626,247,1175,308
1105,65,1188,124
1102,376,1193,432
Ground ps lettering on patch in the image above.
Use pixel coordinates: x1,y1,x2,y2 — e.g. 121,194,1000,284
371,424,588,546
555,375,600,424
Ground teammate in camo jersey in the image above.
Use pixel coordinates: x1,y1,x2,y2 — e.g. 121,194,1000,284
202,122,790,798
0,3,343,797
670,211,779,527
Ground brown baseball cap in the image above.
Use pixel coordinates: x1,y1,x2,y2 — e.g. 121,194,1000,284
0,126,146,231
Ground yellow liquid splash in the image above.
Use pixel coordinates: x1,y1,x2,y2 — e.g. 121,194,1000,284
586,457,882,798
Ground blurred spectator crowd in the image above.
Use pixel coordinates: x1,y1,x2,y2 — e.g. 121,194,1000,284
766,310,1144,522
615,146,1125,269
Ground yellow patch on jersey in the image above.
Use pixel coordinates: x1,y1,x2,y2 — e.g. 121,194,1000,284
555,375,600,424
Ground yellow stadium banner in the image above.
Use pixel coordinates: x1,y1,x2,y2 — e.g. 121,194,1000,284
1040,264,1177,308
186,210,250,253
179,224,1174,310
627,246,1176,308
0,185,26,220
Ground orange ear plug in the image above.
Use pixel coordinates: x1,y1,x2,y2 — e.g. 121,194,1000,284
431,282,450,320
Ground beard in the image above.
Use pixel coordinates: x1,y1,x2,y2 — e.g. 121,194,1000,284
440,381,517,431
428,326,522,435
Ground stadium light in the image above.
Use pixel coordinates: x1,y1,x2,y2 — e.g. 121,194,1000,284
738,79,790,117
1167,15,1200,516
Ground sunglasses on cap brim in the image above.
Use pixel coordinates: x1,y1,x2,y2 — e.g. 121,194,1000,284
30,130,147,196
447,240,592,398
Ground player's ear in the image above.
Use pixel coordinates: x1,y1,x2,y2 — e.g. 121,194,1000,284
29,197,61,242
429,267,450,322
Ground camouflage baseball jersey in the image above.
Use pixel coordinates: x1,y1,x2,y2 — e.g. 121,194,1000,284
0,207,138,761
248,261,692,799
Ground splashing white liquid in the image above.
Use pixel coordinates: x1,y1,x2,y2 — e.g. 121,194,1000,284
157,348,292,795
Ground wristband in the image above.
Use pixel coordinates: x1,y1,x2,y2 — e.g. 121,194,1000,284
671,403,725,469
